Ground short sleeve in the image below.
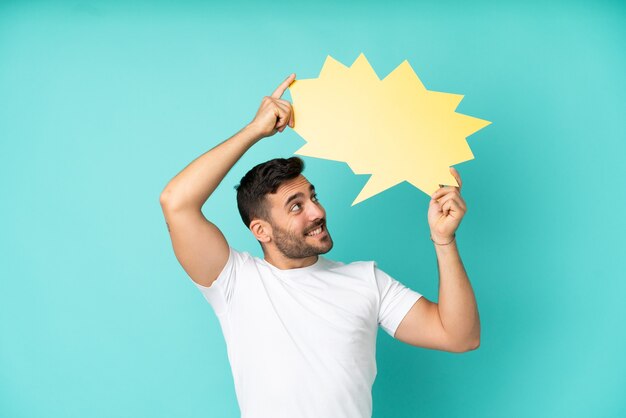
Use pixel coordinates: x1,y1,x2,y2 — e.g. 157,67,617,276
375,264,423,338
192,246,249,316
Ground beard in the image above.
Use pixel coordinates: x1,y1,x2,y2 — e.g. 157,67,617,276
271,220,334,259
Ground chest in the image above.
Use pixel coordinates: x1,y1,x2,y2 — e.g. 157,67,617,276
228,268,379,358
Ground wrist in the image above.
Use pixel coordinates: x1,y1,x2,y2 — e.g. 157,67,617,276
242,122,266,143
430,233,456,246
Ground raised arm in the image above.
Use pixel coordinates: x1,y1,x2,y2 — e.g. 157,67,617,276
394,168,480,352
159,73,296,287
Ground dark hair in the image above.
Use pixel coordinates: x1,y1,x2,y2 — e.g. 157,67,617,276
235,157,304,228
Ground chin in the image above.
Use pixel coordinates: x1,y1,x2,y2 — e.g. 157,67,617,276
317,239,334,254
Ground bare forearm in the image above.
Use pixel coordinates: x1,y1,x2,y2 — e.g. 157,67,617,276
435,240,480,348
160,124,262,211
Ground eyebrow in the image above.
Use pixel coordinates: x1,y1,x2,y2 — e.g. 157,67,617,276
284,184,316,209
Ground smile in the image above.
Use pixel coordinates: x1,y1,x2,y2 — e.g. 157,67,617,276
306,225,326,237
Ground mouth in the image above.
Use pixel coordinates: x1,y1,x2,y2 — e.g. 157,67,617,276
305,223,327,238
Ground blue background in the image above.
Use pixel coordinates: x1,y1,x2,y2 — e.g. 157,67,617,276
1,1,625,417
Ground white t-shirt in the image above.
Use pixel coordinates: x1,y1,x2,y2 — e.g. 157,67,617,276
193,246,423,418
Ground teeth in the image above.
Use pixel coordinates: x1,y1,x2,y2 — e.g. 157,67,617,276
307,226,322,236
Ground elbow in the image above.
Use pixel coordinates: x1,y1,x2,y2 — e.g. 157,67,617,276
450,336,480,353
160,187,198,212
463,335,481,352
462,321,481,352
160,189,172,207
160,188,180,210
466,337,480,351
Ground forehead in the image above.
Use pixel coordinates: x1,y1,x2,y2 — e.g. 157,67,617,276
268,175,313,205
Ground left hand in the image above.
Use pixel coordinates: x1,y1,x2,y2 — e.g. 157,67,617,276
428,167,467,243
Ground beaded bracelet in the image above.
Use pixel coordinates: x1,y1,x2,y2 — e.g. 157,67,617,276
430,233,456,246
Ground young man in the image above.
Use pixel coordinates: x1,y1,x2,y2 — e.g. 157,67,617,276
159,73,480,418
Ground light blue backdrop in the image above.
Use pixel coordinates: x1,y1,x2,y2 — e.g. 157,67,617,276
1,1,625,417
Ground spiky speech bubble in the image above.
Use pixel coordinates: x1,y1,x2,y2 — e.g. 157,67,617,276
288,53,491,206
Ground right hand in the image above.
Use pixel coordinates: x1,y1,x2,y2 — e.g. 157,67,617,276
247,73,296,139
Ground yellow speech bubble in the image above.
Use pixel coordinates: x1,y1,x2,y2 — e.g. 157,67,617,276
288,53,491,206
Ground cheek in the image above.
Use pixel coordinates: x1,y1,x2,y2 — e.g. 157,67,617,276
284,218,302,234
298,221,311,236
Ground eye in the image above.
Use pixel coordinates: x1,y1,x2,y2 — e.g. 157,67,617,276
290,195,319,212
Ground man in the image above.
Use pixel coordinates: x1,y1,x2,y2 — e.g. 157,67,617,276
159,73,480,418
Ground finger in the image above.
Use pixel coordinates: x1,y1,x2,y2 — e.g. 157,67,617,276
274,102,291,128
275,109,291,132
442,199,451,217
443,199,463,218
274,100,291,116
438,193,466,213
271,73,296,99
441,197,461,216
429,197,442,213
273,100,289,114
430,186,455,201
276,98,292,108
274,100,294,129
276,98,294,127
449,167,462,191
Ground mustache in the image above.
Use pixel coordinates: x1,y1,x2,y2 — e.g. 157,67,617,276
304,220,326,234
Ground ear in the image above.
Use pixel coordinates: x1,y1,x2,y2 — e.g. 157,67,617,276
250,219,272,244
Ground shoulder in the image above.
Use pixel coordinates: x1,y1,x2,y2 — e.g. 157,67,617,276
222,246,256,270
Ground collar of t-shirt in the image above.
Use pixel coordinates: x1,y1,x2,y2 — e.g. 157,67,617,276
258,255,327,278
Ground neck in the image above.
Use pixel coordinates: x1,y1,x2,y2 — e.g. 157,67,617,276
263,251,319,270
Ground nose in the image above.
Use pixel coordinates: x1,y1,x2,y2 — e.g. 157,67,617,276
306,200,325,221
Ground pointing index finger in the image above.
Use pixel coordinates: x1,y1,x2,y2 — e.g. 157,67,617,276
271,73,296,99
